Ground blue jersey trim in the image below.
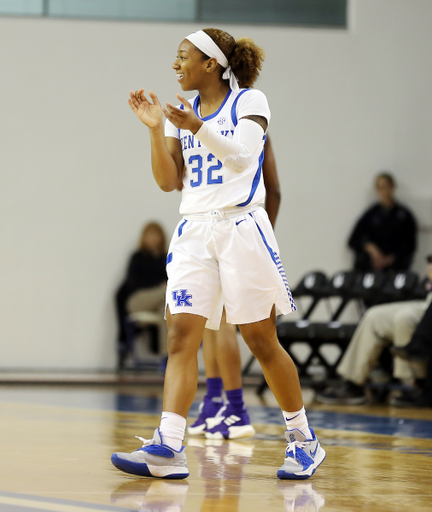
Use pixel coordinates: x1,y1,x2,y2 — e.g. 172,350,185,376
193,89,232,121
230,89,250,126
177,104,185,138
178,219,188,237
236,149,264,207
166,252,173,265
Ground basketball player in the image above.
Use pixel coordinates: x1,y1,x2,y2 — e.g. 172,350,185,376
111,28,325,480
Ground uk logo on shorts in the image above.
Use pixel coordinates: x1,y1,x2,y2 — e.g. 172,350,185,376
172,289,193,307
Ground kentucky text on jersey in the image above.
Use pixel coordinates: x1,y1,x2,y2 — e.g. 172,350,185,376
180,130,234,151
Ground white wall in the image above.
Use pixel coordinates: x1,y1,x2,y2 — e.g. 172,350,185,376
0,0,431,370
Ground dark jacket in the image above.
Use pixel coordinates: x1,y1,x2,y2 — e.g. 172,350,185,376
124,250,167,295
348,202,417,271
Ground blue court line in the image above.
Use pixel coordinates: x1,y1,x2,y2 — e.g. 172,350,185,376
114,394,432,440
1,388,432,440
0,490,130,512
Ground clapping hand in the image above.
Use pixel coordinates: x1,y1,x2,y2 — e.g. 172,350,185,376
163,94,203,134
128,89,163,128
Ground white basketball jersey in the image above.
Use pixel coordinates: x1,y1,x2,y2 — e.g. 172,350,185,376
165,88,271,215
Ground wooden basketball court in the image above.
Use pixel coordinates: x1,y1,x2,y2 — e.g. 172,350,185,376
1,383,431,512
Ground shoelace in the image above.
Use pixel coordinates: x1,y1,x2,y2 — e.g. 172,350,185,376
286,441,307,458
135,436,154,447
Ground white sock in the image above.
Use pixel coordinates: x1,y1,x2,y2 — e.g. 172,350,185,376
160,411,186,451
282,406,312,439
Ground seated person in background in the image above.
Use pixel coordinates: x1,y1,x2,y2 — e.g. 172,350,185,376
391,257,432,407
315,254,432,405
115,221,168,363
348,172,417,272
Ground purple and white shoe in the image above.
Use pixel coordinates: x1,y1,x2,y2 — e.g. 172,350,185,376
187,396,224,436
205,405,256,439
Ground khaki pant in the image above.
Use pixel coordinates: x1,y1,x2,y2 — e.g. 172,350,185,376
126,286,167,356
338,298,431,385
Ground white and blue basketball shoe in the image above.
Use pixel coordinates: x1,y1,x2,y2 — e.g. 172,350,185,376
277,428,326,480
111,429,189,479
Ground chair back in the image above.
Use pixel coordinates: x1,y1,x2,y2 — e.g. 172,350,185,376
292,271,328,298
352,271,387,304
328,270,359,298
380,271,419,302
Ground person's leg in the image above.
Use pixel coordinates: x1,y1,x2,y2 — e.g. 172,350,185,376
187,328,225,435
392,301,432,407
238,306,325,479
214,315,243,391
391,300,432,361
202,328,220,377
392,302,428,381
111,310,207,479
336,303,403,384
126,286,166,313
204,313,255,439
127,286,168,356
316,302,413,405
162,309,208,417
239,307,303,412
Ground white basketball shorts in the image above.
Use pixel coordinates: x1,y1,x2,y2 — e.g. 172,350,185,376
165,206,297,329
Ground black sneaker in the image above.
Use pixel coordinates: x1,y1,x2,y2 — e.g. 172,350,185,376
315,381,367,405
390,389,432,408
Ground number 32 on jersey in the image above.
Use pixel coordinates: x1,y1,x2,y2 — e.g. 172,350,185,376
189,153,222,187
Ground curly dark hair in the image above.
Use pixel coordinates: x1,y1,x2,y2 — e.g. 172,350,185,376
202,28,265,88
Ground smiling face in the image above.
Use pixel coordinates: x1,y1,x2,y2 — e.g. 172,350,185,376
172,39,211,91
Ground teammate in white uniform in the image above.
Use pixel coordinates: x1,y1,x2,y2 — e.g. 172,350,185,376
111,28,325,480
188,135,281,441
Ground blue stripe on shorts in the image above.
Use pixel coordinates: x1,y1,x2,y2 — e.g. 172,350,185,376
250,214,297,312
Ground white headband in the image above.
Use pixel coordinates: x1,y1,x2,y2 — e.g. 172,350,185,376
185,30,240,93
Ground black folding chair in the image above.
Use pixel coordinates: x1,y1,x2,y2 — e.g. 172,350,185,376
288,271,330,320
351,271,388,307
379,271,419,303
409,275,429,301
325,270,361,321
274,270,360,386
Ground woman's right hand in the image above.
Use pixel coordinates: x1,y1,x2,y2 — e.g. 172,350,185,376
128,89,163,128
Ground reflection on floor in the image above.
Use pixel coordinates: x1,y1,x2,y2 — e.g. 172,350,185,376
0,384,431,512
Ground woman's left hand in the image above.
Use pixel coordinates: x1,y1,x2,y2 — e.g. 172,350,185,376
163,94,203,134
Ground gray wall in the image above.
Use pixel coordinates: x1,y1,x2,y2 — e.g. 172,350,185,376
0,0,431,370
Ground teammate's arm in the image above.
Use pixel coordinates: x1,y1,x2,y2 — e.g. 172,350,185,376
262,134,281,228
